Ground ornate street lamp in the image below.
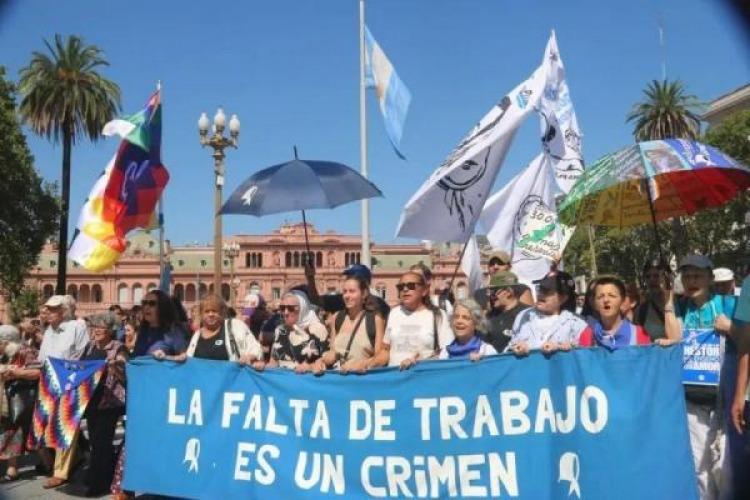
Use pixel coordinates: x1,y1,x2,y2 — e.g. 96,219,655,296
199,108,240,296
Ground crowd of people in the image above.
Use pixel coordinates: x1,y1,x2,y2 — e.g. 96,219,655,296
0,250,748,499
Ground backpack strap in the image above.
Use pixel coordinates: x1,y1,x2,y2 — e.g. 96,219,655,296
225,319,240,359
432,309,439,351
341,312,367,363
334,310,346,335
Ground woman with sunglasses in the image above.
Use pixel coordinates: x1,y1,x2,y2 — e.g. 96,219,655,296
175,295,264,369
371,271,454,370
132,290,187,360
507,271,586,356
267,291,329,373
313,275,386,374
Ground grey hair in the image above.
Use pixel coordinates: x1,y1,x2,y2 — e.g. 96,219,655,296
452,299,487,333
0,325,21,343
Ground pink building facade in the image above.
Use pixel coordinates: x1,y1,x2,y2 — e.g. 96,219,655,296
6,222,487,321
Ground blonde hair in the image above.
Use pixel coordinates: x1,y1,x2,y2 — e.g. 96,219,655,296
200,294,227,316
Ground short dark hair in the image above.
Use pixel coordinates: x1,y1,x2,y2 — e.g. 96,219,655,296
593,276,626,298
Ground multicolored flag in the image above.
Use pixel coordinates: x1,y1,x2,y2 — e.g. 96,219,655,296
365,26,411,158
69,91,169,271
28,357,106,449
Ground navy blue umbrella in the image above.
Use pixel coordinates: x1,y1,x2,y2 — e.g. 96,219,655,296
221,148,383,253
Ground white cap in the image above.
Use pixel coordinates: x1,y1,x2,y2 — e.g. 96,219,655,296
44,295,66,308
713,267,734,282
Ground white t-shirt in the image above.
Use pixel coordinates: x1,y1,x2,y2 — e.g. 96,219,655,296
384,307,454,367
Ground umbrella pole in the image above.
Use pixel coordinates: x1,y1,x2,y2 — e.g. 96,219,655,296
643,179,665,264
301,209,312,263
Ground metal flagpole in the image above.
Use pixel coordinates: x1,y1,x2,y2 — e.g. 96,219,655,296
157,80,167,293
359,0,371,269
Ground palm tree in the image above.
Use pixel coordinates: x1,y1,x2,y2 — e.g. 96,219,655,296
626,79,702,141
18,34,121,294
627,79,703,260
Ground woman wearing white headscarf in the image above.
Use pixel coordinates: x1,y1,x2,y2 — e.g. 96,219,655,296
268,291,329,373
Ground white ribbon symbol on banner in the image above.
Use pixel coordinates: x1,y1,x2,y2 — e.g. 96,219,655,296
183,438,201,474
558,452,581,498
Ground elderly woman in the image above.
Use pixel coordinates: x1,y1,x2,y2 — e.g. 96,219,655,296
507,271,587,356
133,289,187,359
0,325,40,482
578,277,651,349
439,300,497,361
313,275,386,374
268,291,329,373
80,313,128,496
370,271,454,370
173,295,263,369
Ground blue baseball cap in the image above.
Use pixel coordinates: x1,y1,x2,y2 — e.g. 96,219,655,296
342,264,372,284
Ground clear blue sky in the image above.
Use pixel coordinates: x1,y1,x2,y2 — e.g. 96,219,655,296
1,0,748,246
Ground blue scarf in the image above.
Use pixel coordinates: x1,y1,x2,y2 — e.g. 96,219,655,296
593,319,633,351
446,336,483,358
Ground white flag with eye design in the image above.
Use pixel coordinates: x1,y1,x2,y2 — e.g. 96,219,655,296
396,34,558,242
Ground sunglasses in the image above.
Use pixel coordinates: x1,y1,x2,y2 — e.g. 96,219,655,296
396,282,422,292
279,305,300,313
141,299,158,307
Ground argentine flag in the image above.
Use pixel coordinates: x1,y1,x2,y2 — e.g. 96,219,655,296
365,26,411,158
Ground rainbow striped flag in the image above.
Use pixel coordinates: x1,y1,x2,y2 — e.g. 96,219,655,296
28,357,106,449
69,90,169,271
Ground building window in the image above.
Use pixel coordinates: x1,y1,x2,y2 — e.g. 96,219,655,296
293,251,300,267
174,284,184,300
200,259,207,267
50,260,56,268
272,287,281,301
316,252,323,268
117,284,129,304
245,252,264,268
185,284,196,302
79,285,90,303
285,252,292,267
178,259,184,266
42,284,54,299
132,284,144,304
66,284,78,300
92,284,103,303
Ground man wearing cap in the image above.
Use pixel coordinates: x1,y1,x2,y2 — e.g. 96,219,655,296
483,271,529,353
664,254,742,499
474,250,533,310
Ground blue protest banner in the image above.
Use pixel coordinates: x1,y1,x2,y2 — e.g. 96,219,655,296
123,346,696,499
681,329,721,386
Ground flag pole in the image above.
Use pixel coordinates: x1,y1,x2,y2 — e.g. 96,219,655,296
157,80,168,293
359,0,371,269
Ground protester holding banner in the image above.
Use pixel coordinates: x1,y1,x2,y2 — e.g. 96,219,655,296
578,276,651,349
664,254,738,499
0,325,40,483
507,271,586,355
268,291,329,372
80,313,128,496
133,290,187,359
313,275,386,373
371,271,453,370
180,295,264,368
439,299,497,360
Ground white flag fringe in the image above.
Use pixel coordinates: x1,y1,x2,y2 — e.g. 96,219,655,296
396,35,557,242
460,236,484,294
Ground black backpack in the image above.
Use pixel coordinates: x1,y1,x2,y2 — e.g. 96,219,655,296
334,310,377,347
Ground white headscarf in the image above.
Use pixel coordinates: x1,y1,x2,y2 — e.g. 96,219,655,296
284,291,319,329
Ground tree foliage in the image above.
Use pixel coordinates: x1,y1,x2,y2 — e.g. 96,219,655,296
626,80,702,141
18,34,121,293
0,66,59,298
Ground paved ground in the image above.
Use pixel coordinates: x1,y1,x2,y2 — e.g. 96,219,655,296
0,455,107,500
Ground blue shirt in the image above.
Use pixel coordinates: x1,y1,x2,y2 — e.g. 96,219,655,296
134,325,188,357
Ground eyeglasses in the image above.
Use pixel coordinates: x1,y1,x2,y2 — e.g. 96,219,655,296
141,299,158,307
279,305,299,313
396,282,421,292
